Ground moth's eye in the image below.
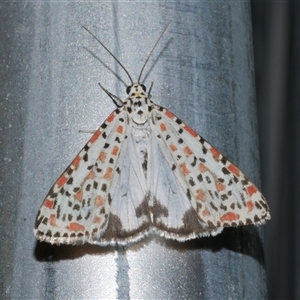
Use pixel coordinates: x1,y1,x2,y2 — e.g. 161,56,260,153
141,84,146,92
126,86,131,94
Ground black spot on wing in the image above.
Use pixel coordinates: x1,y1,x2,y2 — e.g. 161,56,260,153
222,167,230,175
101,184,107,192
73,204,80,211
189,178,195,186
186,189,192,200
221,156,227,164
57,205,61,219
191,156,197,167
34,214,43,229
197,174,203,182
42,217,48,225
108,193,112,205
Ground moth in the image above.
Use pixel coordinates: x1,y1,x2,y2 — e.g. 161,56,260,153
34,23,270,246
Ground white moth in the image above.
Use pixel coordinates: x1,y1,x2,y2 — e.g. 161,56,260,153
34,23,270,246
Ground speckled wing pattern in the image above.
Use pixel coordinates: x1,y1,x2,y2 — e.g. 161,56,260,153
148,106,270,240
34,83,270,246
34,109,135,245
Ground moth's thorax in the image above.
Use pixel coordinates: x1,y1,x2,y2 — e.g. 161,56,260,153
126,83,152,125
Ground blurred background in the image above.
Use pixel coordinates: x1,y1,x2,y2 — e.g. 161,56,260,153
252,1,299,299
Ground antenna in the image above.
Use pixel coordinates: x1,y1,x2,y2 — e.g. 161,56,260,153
83,21,171,86
82,26,133,85
138,20,172,84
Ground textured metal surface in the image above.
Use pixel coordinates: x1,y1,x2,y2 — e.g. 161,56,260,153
252,2,298,299
0,1,267,299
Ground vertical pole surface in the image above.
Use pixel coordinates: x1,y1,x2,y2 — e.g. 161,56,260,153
0,2,267,299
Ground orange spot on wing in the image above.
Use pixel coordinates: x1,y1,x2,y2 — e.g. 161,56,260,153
89,130,101,143
210,147,220,158
179,163,190,176
169,143,177,152
93,216,101,223
202,208,211,217
95,196,104,207
184,146,192,156
57,175,67,187
196,189,205,201
165,110,175,119
49,214,56,226
72,156,81,168
160,123,167,132
75,191,83,201
216,181,225,191
107,113,115,123
68,222,85,232
247,200,254,212
116,125,123,133
44,199,54,209
199,163,207,172
220,212,239,222
104,167,113,180
111,146,119,156
247,185,257,196
228,164,240,176
88,170,95,179
184,125,198,137
98,152,106,163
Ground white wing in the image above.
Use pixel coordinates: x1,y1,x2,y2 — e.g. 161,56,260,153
148,132,219,240
98,126,151,245
35,108,132,245
148,105,270,240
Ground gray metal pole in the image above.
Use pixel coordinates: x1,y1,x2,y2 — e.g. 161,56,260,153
0,1,267,299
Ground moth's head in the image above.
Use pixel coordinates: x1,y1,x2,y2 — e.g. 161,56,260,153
126,83,147,98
